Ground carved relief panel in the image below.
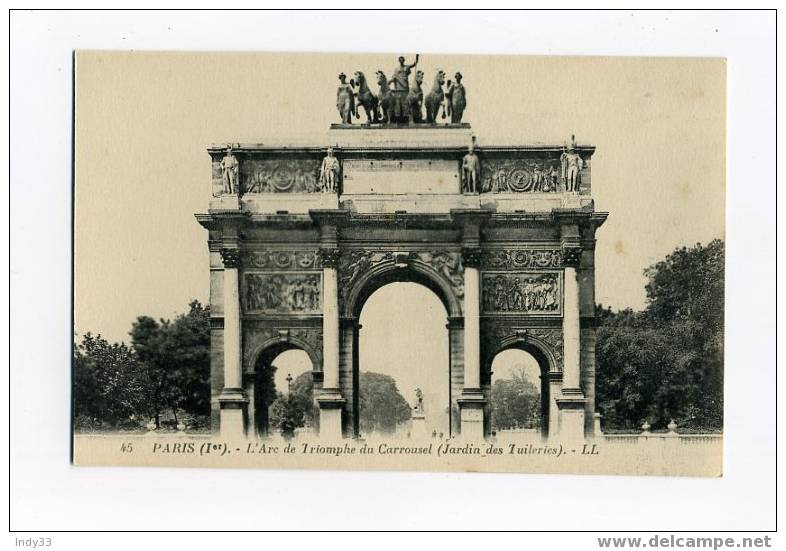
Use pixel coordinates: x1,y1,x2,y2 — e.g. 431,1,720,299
480,158,563,193
480,249,562,270
481,272,562,315
243,273,321,314
241,249,323,314
240,158,322,194
243,250,322,270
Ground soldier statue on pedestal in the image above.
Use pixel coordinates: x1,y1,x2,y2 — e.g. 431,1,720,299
319,146,340,193
462,141,480,193
561,135,583,193
220,145,239,195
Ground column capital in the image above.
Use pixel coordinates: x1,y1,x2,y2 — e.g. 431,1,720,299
562,245,583,268
220,247,240,268
319,247,341,268
461,247,483,269
220,247,242,269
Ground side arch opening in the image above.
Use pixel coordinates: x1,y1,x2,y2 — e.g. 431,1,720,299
250,343,315,438
487,343,553,439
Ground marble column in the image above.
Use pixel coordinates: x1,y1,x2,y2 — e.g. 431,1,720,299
556,245,586,441
317,247,345,439
457,247,485,440
218,247,248,439
547,372,563,440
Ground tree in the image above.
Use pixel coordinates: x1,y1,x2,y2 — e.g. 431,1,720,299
268,371,314,437
489,365,541,431
596,240,724,431
73,333,145,428
359,371,412,435
644,239,725,334
129,300,211,427
269,393,306,438
290,371,315,427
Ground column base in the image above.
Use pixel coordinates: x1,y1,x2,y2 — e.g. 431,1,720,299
218,388,248,440
555,387,586,442
457,389,486,441
317,388,345,440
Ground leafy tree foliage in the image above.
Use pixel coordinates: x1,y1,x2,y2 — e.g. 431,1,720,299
72,333,145,428
359,371,412,435
73,300,211,430
269,393,306,438
596,240,724,431
489,365,541,431
268,370,314,437
129,300,211,427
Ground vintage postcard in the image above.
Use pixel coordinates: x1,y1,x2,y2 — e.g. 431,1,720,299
72,51,725,476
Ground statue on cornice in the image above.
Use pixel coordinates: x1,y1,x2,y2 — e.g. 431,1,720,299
220,145,239,195
461,141,480,193
319,146,340,193
560,135,583,193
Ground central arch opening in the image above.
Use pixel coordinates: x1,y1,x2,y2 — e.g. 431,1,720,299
358,282,450,438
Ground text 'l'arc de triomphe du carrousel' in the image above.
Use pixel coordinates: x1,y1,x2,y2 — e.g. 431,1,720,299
196,54,608,442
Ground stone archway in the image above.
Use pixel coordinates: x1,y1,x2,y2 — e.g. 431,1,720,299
341,251,464,319
245,336,320,438
337,251,464,437
484,337,559,439
197,123,607,441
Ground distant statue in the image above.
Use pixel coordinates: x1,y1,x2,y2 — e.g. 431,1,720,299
462,142,480,193
352,71,379,124
560,135,583,193
446,72,466,124
388,54,419,123
414,388,424,413
375,71,394,124
220,145,239,195
336,73,355,124
319,147,340,193
408,70,425,123
424,70,446,124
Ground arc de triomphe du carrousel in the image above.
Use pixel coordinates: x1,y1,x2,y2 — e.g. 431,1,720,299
196,55,607,442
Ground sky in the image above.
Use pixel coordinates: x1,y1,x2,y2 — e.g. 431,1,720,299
74,52,725,344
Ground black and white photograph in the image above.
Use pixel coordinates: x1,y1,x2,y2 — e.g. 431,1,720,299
9,8,776,539
70,50,726,476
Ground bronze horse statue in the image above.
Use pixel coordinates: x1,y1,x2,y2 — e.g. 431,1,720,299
375,71,394,124
352,71,379,124
407,70,425,123
424,70,446,124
